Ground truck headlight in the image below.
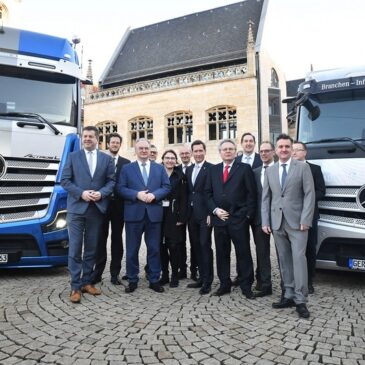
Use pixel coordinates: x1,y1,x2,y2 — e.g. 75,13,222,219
42,210,67,233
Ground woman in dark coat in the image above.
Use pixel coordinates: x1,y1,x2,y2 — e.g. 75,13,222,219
159,149,188,287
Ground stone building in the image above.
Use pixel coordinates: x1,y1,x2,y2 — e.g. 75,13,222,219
85,0,287,162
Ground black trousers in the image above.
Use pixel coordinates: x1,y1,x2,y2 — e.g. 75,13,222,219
188,216,213,285
214,220,254,290
179,224,198,276
92,199,124,281
306,219,318,285
160,240,180,279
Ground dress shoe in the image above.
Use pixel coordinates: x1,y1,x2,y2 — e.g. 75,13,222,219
121,275,128,280
253,288,273,298
308,284,315,294
213,287,231,296
199,285,211,295
232,277,240,287
159,276,170,286
272,298,295,309
242,289,255,300
296,303,310,318
125,282,138,293
254,283,263,292
111,277,122,285
187,281,202,289
81,285,101,295
70,290,81,303
190,273,199,282
149,282,165,293
169,279,179,288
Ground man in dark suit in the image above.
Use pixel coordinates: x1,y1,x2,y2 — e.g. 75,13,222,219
61,126,115,303
252,141,275,297
292,141,325,294
236,132,262,169
205,139,257,298
92,133,130,285
262,134,315,318
118,138,171,293
185,140,213,294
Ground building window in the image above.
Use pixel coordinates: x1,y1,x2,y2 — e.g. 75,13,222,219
166,111,193,144
207,106,237,140
129,116,153,147
95,120,118,150
271,68,279,88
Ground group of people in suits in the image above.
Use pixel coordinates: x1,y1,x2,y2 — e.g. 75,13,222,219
61,127,325,319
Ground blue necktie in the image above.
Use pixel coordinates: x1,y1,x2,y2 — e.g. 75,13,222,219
281,163,287,189
142,162,148,185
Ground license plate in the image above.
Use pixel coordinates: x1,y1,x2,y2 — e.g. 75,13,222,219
349,258,365,270
0,254,8,263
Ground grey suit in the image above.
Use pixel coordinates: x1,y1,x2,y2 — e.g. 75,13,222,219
262,158,315,304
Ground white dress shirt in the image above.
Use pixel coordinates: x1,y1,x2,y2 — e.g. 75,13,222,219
84,149,97,176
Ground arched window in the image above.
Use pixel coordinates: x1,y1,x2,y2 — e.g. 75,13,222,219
166,111,193,145
95,121,118,150
271,68,279,88
129,116,153,147
207,106,237,140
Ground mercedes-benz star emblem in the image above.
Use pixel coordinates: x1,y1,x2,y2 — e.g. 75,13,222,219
0,155,7,180
356,185,365,212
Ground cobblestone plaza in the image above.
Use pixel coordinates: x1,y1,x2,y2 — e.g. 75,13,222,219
1,242,364,365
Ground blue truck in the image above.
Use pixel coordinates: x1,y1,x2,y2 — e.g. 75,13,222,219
0,27,83,268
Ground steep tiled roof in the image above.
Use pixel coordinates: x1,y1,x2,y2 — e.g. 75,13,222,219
101,0,264,87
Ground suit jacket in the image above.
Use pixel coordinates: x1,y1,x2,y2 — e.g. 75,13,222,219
307,162,326,220
235,153,262,169
261,159,315,230
186,161,212,221
253,166,264,226
118,161,171,223
61,149,115,214
205,160,257,227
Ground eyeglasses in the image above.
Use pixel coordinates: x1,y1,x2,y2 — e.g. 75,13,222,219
260,149,273,154
150,151,157,154
164,157,176,160
293,149,305,152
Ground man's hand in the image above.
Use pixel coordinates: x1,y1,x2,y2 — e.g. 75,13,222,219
262,225,272,234
81,190,94,202
89,191,102,201
206,215,211,226
300,224,310,231
145,193,155,203
137,190,149,202
215,208,229,221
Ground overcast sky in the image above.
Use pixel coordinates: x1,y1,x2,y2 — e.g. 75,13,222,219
11,0,365,82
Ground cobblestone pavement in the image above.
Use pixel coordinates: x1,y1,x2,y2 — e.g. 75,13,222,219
0,241,364,365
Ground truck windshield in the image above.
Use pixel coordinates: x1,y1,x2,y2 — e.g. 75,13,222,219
0,65,78,127
298,90,365,143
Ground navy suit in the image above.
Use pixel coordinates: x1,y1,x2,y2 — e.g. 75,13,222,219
235,153,262,169
61,149,115,290
205,160,257,291
118,161,171,284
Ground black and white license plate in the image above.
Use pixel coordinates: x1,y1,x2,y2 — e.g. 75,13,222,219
349,258,365,271
0,254,8,263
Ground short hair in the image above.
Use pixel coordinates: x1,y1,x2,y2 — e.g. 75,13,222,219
240,132,256,144
150,144,157,150
161,149,178,161
83,125,99,139
191,139,206,151
107,133,122,144
276,133,293,145
135,138,151,147
293,141,307,151
218,139,236,151
260,141,275,150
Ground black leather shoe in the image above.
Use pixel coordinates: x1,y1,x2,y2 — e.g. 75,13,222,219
187,281,202,289
308,284,314,294
232,277,240,287
121,275,128,280
199,285,211,295
159,277,170,286
242,289,255,300
213,287,231,296
149,282,165,293
296,303,310,318
272,298,295,309
125,282,137,293
253,288,273,298
111,277,122,285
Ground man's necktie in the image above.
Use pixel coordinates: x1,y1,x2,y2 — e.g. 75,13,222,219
87,151,94,177
114,157,117,172
281,163,287,189
192,164,200,185
223,164,229,183
142,162,148,185
261,165,268,186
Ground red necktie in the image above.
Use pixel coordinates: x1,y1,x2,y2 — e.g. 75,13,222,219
223,164,229,183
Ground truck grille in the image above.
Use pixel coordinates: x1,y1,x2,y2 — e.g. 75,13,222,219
0,156,59,223
319,186,365,226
